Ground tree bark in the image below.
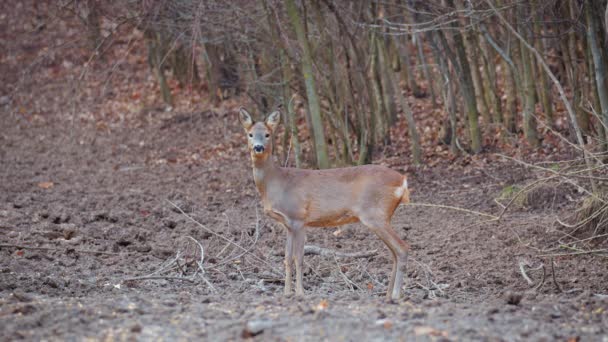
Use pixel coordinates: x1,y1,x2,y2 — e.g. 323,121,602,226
285,0,330,168
586,1,608,151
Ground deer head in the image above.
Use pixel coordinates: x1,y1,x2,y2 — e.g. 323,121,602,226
239,107,280,163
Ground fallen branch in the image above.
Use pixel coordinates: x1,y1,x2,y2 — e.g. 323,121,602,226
304,245,377,258
122,275,195,282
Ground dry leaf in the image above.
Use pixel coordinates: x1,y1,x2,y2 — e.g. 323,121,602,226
37,181,54,189
315,299,329,311
375,319,393,329
414,326,448,337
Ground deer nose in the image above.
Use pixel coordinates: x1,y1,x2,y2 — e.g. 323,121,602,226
253,145,265,153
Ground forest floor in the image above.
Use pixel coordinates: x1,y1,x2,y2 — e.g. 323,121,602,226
1,2,608,341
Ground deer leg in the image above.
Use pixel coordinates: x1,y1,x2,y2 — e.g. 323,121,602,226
361,218,409,300
386,250,398,298
284,229,294,296
292,227,306,296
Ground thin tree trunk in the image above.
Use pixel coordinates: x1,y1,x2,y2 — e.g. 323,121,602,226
532,0,553,125
397,39,422,97
518,3,540,147
479,23,517,133
386,40,422,163
586,1,608,151
479,32,502,124
146,30,173,106
285,0,329,168
414,33,437,105
369,32,387,145
446,2,482,153
520,35,541,147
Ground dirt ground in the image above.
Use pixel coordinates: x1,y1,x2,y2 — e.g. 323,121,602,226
1,108,607,341
1,2,607,340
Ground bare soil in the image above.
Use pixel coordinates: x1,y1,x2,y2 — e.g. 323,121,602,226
1,109,607,341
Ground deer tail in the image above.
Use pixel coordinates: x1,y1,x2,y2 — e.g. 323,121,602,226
395,176,410,204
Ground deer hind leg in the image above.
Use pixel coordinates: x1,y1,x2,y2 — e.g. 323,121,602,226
361,216,409,300
283,227,294,296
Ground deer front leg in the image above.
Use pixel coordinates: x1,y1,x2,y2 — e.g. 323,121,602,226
292,227,306,296
284,229,294,296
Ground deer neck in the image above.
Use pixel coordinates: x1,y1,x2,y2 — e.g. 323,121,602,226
251,154,278,197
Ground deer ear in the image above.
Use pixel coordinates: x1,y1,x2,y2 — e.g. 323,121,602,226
239,107,253,130
265,111,281,131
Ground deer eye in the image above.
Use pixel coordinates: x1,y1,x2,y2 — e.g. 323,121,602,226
265,134,270,138
248,133,253,138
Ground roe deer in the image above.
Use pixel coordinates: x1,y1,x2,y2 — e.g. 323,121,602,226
238,107,410,300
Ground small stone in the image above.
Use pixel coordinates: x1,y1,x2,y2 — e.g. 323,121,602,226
135,244,152,253
505,291,523,305
164,220,177,229
242,319,274,338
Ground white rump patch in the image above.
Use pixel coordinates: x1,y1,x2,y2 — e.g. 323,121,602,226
394,178,408,198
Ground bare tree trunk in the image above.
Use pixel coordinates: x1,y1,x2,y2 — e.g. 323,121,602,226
414,33,437,106
378,37,398,127
369,32,387,145
84,0,102,54
518,3,540,147
429,31,458,153
385,37,422,163
532,0,553,125
520,38,540,147
479,32,502,124
397,38,422,97
479,23,517,133
146,30,173,106
202,43,222,105
286,0,329,168
446,1,482,153
586,1,608,151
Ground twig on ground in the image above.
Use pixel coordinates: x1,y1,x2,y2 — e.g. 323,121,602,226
551,258,562,293
538,249,608,258
534,264,546,292
208,207,263,270
167,199,283,275
122,275,195,282
121,235,217,291
304,245,377,258
518,260,534,286
333,255,362,291
0,244,121,256
406,202,498,220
